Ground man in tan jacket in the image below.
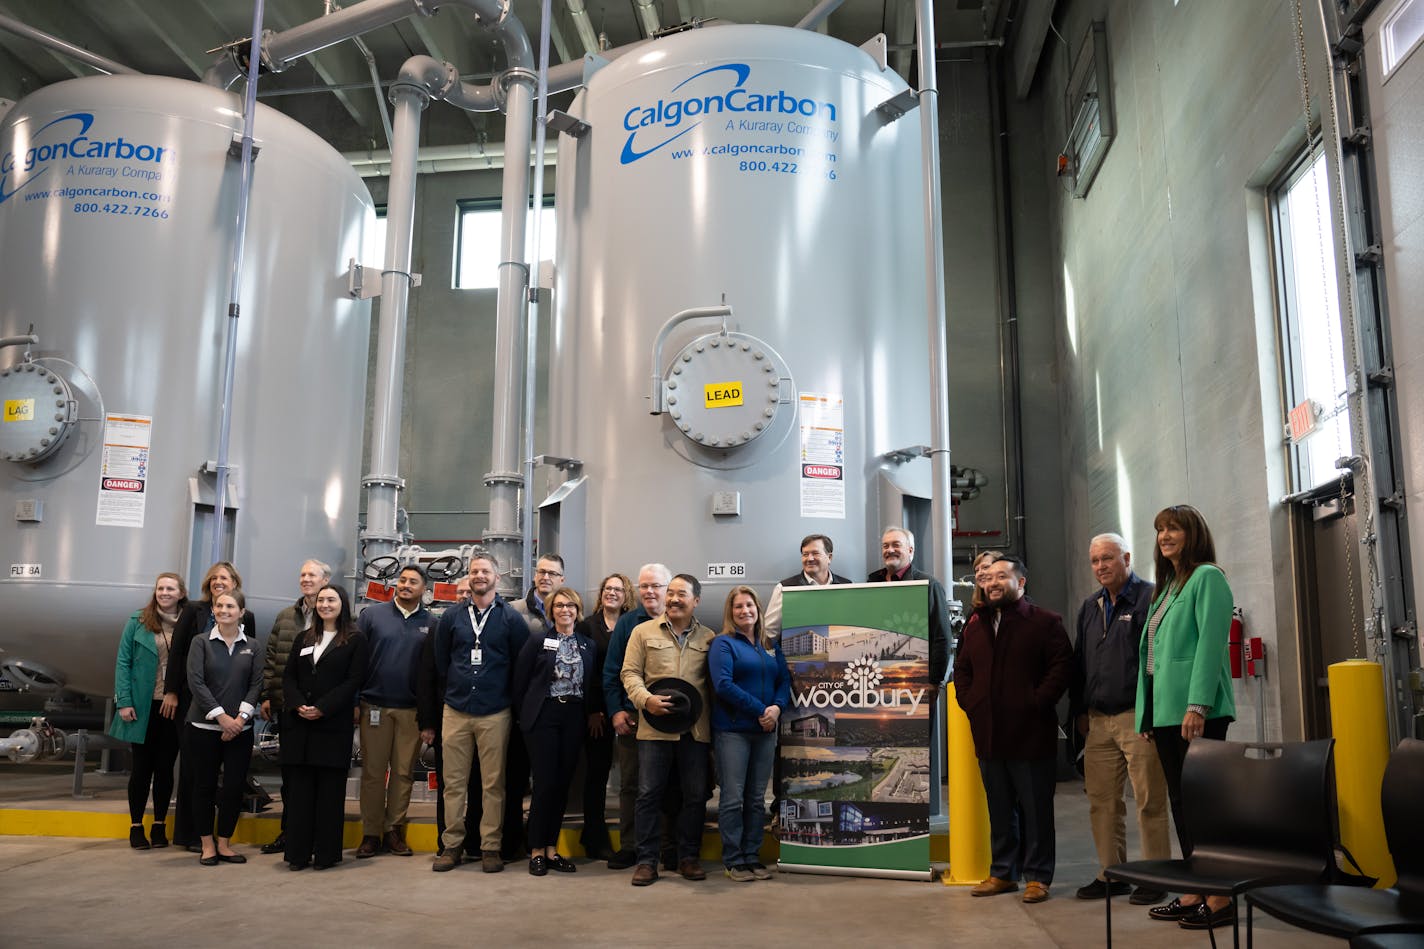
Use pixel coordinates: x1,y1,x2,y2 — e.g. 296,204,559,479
621,573,715,887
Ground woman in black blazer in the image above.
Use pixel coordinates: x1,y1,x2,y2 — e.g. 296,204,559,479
513,586,599,875
161,561,256,850
281,584,368,870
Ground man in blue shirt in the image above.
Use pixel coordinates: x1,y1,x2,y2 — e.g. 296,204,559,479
354,564,432,859
430,552,526,873
1070,533,1170,904
602,562,670,869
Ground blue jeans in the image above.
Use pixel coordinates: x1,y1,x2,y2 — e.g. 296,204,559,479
714,729,776,867
635,735,709,866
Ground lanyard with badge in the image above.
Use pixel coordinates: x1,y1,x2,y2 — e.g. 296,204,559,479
468,602,493,668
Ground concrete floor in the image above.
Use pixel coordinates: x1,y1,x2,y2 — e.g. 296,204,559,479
0,762,1344,948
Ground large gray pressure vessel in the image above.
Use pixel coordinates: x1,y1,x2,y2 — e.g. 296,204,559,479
548,25,933,603
0,75,373,697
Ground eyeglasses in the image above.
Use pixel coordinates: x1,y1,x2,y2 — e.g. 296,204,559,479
551,603,578,611
637,583,666,591
535,568,564,579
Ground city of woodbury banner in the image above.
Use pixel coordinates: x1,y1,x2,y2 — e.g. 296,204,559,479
778,581,931,878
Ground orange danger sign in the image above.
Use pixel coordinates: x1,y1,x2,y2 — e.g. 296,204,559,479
704,382,743,408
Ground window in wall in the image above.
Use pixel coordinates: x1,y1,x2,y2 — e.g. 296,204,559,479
454,199,555,290
1273,150,1353,492
1382,0,1424,78
364,205,387,268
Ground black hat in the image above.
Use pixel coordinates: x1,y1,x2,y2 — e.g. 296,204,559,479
642,678,703,735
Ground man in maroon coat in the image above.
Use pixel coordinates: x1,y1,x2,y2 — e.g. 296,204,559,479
953,555,1073,904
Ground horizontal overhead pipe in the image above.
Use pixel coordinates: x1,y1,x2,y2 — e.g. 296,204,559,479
0,12,139,75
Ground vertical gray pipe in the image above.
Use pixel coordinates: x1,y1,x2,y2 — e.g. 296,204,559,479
210,0,268,568
914,1,953,611
484,72,537,594
519,0,555,592
361,81,429,560
915,0,951,822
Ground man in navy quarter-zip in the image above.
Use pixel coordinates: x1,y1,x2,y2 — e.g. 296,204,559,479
429,553,525,874
1069,533,1170,905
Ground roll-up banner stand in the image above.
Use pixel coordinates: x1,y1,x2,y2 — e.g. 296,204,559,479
778,581,933,880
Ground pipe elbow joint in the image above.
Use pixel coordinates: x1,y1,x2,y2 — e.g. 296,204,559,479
391,55,449,105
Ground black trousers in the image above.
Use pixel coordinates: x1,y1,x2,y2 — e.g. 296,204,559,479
579,724,614,852
283,763,348,866
127,700,179,824
172,697,195,845
1151,717,1230,857
526,698,586,850
188,725,253,839
978,756,1058,884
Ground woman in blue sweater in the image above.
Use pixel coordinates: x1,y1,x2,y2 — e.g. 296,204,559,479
709,585,790,882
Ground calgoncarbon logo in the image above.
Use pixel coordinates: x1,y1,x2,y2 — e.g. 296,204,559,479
620,63,837,165
0,112,169,205
792,654,925,714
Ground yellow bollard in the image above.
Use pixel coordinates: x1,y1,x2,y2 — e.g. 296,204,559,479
943,681,990,885
1328,659,1395,887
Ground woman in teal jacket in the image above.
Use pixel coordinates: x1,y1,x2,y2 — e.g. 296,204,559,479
109,572,188,850
1134,504,1235,930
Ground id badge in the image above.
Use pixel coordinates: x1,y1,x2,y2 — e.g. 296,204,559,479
470,647,483,667
369,707,381,727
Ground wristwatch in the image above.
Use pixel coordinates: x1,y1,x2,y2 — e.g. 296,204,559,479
238,711,251,722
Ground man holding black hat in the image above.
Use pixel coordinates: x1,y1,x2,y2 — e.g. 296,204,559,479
621,573,715,886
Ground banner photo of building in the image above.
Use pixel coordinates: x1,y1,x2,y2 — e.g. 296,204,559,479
778,581,932,880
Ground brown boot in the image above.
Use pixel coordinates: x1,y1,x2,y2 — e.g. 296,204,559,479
677,857,707,881
480,850,505,873
432,847,462,872
631,863,659,886
971,876,1019,897
384,829,413,857
354,835,381,859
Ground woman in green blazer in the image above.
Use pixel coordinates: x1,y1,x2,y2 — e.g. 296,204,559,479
1134,504,1236,930
109,572,188,850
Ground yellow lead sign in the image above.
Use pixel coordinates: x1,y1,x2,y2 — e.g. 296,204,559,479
704,381,744,408
4,399,35,423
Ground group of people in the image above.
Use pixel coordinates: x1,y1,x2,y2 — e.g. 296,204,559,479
108,507,1235,922
953,503,1238,931
107,526,953,884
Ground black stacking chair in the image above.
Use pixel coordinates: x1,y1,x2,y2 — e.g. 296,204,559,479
1103,738,1336,949
1351,934,1424,949
1246,738,1424,944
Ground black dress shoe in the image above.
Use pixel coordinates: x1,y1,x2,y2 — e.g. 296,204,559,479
260,834,287,855
549,855,577,873
1075,878,1131,899
1148,897,1200,921
583,843,615,862
288,861,308,871
1179,902,1235,930
606,850,637,870
313,861,336,871
216,852,247,864
199,854,220,866
529,855,548,876
186,844,203,854
1130,886,1168,906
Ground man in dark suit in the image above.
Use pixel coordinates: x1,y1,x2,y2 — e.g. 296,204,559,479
762,533,853,641
867,526,952,687
953,555,1073,905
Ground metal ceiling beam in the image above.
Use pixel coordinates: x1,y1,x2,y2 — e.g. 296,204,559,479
0,4,134,80
114,0,221,79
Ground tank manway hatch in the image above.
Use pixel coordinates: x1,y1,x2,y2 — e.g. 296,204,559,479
0,363,77,464
661,330,793,470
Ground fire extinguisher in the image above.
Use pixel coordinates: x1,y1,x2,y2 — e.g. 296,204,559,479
1229,607,1245,679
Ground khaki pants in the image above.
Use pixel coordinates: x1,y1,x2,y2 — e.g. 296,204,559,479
358,703,421,837
1084,708,1172,878
439,705,511,854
